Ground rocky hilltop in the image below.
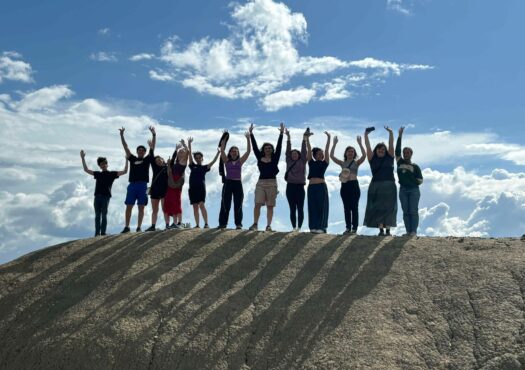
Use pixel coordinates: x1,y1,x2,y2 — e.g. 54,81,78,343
0,230,524,369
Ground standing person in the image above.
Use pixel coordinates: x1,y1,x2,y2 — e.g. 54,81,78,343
119,126,156,233
396,126,423,236
80,150,128,236
164,141,188,229
284,128,308,231
145,139,168,232
248,123,284,232
363,126,397,236
187,137,220,228
306,131,331,234
217,131,251,229
330,135,367,234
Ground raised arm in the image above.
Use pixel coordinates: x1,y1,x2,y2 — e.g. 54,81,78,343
285,128,291,160
273,123,284,161
330,136,343,166
207,148,221,169
364,128,373,161
219,138,228,163
118,157,128,176
395,126,404,162
149,126,156,151
249,123,261,160
306,133,313,161
356,135,367,166
119,127,132,158
187,137,194,165
385,125,395,157
240,131,252,164
324,131,331,164
300,135,307,162
80,150,94,175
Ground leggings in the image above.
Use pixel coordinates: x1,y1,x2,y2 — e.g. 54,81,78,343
94,195,111,235
340,180,360,231
218,180,244,227
286,183,305,228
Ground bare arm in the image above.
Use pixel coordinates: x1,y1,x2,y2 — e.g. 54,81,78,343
356,135,367,166
273,123,284,161
385,126,395,157
117,157,128,176
330,136,343,166
207,148,220,169
80,150,94,175
285,129,291,160
119,127,132,158
240,132,252,164
324,131,331,164
220,139,228,163
149,126,156,151
187,137,194,165
364,130,373,161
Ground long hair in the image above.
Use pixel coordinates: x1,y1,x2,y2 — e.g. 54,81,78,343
290,149,301,160
228,146,240,161
343,146,357,161
312,147,322,160
373,142,387,157
261,142,275,156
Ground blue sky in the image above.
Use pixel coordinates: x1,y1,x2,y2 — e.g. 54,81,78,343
1,0,524,263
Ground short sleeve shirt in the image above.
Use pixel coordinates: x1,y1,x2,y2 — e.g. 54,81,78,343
128,151,153,183
93,171,119,197
189,164,210,187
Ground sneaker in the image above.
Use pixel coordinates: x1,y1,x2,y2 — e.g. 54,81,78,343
351,229,357,235
343,229,352,235
193,225,200,229
170,223,180,229
204,224,209,229
145,225,156,232
236,225,243,230
217,225,227,230
385,229,391,236
101,233,107,236
265,226,272,232
136,227,141,232
378,229,385,236
248,223,258,231
311,229,323,234
409,232,417,237
121,226,130,234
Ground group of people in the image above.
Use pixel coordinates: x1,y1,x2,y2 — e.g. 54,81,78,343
80,123,423,237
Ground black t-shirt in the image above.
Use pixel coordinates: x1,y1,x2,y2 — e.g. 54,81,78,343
128,150,153,183
307,160,329,179
370,153,395,182
93,171,119,197
189,164,210,187
150,150,168,187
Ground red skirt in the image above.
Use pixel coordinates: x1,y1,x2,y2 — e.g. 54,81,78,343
163,175,183,216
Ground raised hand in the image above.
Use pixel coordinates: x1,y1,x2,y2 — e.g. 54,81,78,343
149,125,156,135
147,139,153,149
285,128,290,138
324,131,331,138
80,150,86,158
384,125,393,133
119,127,125,135
175,143,182,151
179,139,187,147
333,136,338,145
188,137,194,144
248,123,254,133
245,131,250,139
399,126,405,136
357,135,362,144
279,122,285,133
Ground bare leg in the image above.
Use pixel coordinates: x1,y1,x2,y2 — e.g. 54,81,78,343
267,206,274,227
193,204,200,226
137,205,145,228
199,202,208,225
125,205,133,227
151,199,159,225
253,204,262,225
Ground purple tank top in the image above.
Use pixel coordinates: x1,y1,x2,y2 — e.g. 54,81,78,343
225,160,242,180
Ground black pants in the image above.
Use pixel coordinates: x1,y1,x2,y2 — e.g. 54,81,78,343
308,183,329,231
94,195,111,235
340,180,360,231
286,183,305,228
219,180,244,227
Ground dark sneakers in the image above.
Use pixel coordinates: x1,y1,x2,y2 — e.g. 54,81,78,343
145,225,156,232
121,226,130,234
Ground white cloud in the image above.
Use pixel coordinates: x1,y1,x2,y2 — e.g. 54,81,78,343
15,85,74,112
261,87,317,111
136,0,432,111
0,51,34,83
98,28,111,35
130,53,155,61
387,0,412,16
90,51,118,62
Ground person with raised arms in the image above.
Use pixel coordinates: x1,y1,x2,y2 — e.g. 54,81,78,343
164,140,188,229
363,126,397,236
119,126,156,233
284,128,308,231
306,130,331,234
187,137,220,229
248,122,284,232
396,126,423,236
145,138,168,232
217,131,251,229
330,134,367,235
80,150,128,236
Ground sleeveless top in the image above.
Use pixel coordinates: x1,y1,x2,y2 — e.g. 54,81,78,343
225,160,242,180
339,159,358,183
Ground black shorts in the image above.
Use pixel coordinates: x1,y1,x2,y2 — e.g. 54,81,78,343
188,186,206,205
150,183,167,200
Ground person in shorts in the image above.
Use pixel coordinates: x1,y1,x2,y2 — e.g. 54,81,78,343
119,125,156,233
248,122,284,232
187,137,220,228
80,150,128,236
145,138,168,232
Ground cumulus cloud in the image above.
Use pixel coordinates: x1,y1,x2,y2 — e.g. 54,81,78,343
90,51,118,62
261,87,317,111
387,0,412,16
135,0,431,111
0,51,34,83
129,53,155,61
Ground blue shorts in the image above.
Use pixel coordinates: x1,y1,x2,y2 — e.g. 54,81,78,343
125,182,148,206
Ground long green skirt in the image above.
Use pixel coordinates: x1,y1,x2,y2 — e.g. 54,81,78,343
364,180,397,228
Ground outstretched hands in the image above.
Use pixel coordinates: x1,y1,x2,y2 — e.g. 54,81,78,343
149,125,156,135
80,150,86,158
244,131,250,139
333,135,338,145
187,137,194,144
285,128,290,138
324,131,331,138
398,126,405,136
248,123,254,134
119,127,125,136
279,122,285,134
175,143,182,151
357,135,362,144
147,139,153,149
384,125,393,133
